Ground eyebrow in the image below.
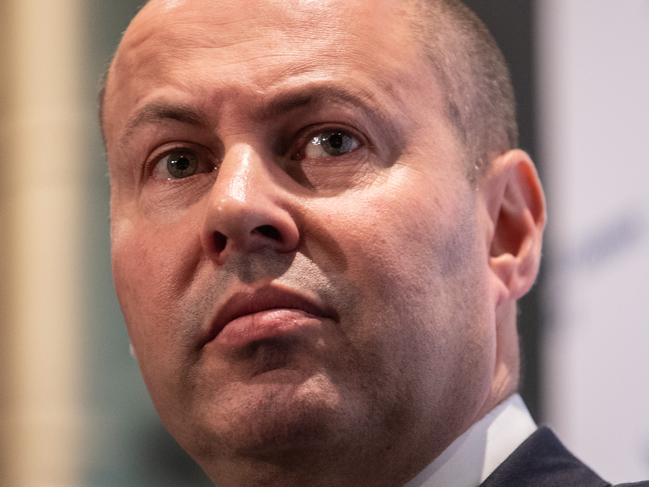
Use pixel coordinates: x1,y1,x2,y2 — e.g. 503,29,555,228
256,85,389,125
121,102,207,141
118,84,394,149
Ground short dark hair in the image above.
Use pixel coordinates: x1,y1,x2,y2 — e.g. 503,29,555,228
409,0,518,177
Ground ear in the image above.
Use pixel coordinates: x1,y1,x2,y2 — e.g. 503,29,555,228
480,149,546,304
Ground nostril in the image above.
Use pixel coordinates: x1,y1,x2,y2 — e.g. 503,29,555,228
213,232,227,252
254,225,282,242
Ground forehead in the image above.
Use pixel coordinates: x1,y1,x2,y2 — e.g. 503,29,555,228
104,0,441,144
121,0,418,65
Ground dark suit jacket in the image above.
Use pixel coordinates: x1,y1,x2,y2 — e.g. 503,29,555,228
480,427,649,487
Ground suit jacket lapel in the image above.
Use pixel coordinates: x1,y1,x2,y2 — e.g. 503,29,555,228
480,427,609,487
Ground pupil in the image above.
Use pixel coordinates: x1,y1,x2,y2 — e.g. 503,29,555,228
328,132,344,150
174,156,190,171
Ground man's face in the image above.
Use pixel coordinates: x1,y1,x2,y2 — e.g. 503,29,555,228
105,0,502,479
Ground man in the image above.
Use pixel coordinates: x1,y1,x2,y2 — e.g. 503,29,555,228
100,0,647,486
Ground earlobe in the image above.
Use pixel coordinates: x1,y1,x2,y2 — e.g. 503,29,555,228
481,149,546,302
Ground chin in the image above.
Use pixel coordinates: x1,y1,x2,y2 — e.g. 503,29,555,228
177,369,352,462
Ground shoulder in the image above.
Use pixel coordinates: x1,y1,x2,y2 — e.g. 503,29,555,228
481,427,649,487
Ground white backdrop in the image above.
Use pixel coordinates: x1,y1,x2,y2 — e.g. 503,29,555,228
538,0,649,482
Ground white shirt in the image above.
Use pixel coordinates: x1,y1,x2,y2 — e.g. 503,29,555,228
404,394,537,487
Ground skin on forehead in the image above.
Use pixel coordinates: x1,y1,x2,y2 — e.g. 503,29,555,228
103,0,447,154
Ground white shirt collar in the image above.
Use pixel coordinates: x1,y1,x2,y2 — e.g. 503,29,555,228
404,394,537,487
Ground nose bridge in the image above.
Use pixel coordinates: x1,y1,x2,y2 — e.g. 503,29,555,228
201,142,300,261
215,143,264,206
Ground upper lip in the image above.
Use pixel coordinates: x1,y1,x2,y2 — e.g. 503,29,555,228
200,285,336,347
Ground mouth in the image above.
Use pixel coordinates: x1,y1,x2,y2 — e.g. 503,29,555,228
200,285,337,349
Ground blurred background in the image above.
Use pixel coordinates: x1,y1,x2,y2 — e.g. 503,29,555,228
0,0,647,485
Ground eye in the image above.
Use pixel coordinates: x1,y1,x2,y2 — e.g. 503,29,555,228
298,129,361,160
152,148,214,180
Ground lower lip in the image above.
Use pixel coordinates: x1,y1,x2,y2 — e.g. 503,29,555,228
213,308,324,348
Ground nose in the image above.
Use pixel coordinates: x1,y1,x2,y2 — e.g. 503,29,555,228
200,145,300,263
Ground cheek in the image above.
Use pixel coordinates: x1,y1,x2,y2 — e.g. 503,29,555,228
328,179,493,372
111,215,203,358
339,189,479,300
